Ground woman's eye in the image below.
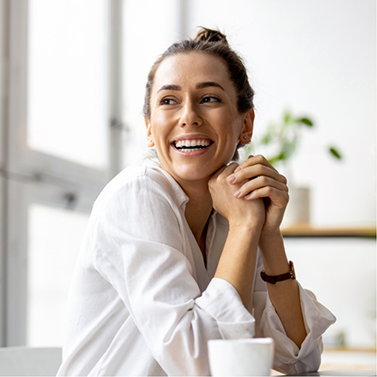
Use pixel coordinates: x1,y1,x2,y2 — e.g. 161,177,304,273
160,98,177,105
201,96,220,103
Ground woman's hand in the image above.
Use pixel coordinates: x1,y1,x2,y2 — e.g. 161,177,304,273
208,163,265,230
226,155,289,235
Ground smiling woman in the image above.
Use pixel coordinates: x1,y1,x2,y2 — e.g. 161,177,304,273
145,52,252,191
57,28,336,376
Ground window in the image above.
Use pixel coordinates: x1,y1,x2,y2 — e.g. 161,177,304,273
1,0,114,346
27,204,89,346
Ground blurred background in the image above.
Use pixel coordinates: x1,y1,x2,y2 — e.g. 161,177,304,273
0,0,375,363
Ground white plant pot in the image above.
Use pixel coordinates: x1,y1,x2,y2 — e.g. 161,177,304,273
282,186,311,227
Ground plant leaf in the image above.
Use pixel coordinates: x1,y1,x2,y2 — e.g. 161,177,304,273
284,112,292,125
329,147,342,159
260,133,272,145
268,151,288,166
297,117,314,127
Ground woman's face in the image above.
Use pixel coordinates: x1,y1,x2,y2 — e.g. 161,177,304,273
145,52,253,188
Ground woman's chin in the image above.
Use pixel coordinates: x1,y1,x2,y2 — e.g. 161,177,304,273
164,165,215,185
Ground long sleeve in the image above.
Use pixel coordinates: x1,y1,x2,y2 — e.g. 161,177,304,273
252,254,336,375
88,168,255,375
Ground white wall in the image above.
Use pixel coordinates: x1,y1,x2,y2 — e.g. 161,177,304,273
285,237,376,349
184,0,375,227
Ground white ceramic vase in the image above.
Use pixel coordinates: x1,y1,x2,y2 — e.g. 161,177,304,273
282,186,311,227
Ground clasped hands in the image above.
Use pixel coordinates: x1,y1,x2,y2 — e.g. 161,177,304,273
208,155,289,235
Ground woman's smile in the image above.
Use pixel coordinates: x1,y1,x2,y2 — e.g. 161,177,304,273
171,134,214,155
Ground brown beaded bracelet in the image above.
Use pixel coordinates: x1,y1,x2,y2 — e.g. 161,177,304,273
260,261,296,284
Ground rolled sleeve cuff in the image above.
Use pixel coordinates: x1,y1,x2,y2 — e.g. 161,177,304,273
196,277,255,339
260,282,336,367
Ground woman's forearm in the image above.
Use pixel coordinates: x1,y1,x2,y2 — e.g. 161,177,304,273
214,223,262,307
259,230,307,348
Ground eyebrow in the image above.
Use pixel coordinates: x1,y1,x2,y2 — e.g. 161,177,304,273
157,81,225,93
196,81,225,91
157,84,181,93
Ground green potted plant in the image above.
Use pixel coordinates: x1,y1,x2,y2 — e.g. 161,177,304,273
246,110,341,168
244,110,342,227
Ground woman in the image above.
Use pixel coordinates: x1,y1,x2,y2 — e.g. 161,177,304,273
57,28,335,376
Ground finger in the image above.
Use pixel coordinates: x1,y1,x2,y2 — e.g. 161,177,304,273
211,163,233,179
229,164,287,185
243,186,289,207
234,176,288,199
210,163,239,183
231,155,286,184
237,165,285,183
237,154,278,173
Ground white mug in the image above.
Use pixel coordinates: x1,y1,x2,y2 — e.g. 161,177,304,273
208,337,274,376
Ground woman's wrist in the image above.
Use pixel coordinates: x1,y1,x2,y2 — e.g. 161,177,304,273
228,218,264,238
260,226,282,241
258,229,290,275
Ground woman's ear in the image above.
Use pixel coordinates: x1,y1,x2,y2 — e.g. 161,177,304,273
144,118,155,147
239,109,254,144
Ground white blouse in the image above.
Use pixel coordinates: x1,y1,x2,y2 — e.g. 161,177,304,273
57,166,336,376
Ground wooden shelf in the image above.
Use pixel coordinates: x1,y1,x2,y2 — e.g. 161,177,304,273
281,225,376,238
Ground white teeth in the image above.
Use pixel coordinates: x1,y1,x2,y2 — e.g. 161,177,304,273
179,148,202,153
175,139,211,148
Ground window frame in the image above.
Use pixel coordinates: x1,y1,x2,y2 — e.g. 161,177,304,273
0,0,9,348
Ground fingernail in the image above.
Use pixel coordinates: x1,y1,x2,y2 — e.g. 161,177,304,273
228,175,236,183
248,155,254,159
234,190,241,198
234,166,242,173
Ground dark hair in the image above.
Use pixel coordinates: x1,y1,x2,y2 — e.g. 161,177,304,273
143,27,255,161
143,27,255,120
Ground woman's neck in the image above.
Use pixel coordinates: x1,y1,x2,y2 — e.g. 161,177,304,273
182,180,213,254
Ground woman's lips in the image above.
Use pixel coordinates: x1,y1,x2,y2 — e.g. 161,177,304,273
171,134,214,156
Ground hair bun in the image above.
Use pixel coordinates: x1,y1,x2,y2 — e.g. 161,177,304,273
194,27,228,44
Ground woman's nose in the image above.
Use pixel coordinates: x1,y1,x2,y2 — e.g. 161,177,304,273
180,102,202,127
